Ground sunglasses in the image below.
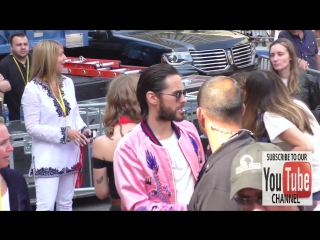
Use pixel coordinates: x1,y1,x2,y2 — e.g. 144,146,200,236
233,194,262,206
158,90,187,102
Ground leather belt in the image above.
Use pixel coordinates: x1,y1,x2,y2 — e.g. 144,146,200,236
111,198,121,206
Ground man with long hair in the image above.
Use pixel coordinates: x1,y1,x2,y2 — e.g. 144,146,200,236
113,64,205,211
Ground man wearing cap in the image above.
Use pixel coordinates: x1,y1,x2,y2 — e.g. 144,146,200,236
230,142,303,211
188,76,255,211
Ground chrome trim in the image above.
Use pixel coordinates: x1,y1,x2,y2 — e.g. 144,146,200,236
231,43,254,68
189,49,229,73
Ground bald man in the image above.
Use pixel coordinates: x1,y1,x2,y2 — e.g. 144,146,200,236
188,76,256,211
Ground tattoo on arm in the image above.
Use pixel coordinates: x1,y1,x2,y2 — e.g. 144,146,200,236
96,176,103,184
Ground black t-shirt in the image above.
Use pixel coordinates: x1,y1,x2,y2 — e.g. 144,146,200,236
0,54,32,120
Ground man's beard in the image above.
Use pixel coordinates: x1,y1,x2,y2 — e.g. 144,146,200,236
157,100,184,122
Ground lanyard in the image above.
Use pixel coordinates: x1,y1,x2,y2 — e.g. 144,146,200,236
0,176,2,211
293,35,307,58
12,55,29,85
50,85,66,117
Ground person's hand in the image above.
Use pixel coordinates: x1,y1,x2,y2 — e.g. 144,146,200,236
82,128,92,137
298,59,309,71
82,128,93,143
67,128,87,146
0,74,4,81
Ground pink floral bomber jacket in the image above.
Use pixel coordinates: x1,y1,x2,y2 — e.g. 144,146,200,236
113,120,205,211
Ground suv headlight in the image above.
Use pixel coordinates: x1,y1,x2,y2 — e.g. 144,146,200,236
161,52,193,65
250,42,257,63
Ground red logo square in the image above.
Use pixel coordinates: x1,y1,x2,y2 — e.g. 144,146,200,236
282,162,312,198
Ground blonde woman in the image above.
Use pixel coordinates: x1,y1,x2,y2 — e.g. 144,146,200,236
92,74,141,211
243,70,320,201
21,40,91,211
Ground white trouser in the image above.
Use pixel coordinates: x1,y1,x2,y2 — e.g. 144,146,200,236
34,173,77,211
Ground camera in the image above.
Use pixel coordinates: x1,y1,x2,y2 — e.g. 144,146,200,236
83,131,93,138
83,130,97,144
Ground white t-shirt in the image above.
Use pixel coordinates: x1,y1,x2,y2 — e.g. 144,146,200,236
274,30,282,40
1,188,10,211
263,99,320,193
159,133,195,205
281,78,288,87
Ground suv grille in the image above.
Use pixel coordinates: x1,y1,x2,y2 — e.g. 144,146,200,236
231,43,253,67
189,49,227,73
189,43,253,73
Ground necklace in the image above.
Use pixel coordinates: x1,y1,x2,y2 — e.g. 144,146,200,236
12,55,29,85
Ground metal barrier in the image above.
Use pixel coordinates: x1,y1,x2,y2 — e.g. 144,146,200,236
258,55,320,76
74,94,199,194
258,55,272,70
74,102,106,193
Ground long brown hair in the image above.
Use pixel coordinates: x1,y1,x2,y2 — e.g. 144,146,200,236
243,70,314,139
269,38,300,96
103,74,141,138
230,71,249,88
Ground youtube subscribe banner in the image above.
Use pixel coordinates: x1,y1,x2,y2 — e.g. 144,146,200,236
262,151,312,206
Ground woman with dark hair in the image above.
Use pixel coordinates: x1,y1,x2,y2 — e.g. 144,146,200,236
269,38,320,121
242,70,320,201
230,71,249,89
91,74,141,211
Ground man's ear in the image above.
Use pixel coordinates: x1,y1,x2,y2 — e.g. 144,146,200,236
242,103,246,116
146,91,158,105
196,107,205,126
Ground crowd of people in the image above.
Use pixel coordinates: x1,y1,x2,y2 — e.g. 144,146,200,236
0,30,320,211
